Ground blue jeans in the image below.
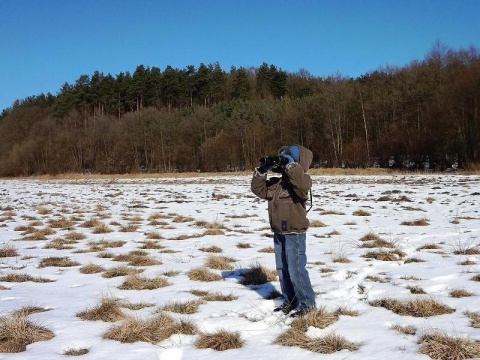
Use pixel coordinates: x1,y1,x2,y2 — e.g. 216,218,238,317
273,233,316,309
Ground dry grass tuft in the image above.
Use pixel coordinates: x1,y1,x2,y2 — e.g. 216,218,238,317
92,223,113,234
274,329,359,354
188,267,223,282
391,324,417,335
416,243,442,251
310,220,327,227
239,263,277,285
64,231,87,240
77,296,125,322
189,289,238,301
418,331,480,360
139,240,164,249
291,307,339,331
48,217,74,229
79,263,106,274
0,245,18,257
160,300,203,314
471,275,480,282
464,311,480,328
205,255,237,270
363,249,405,261
353,209,371,216
38,256,80,268
0,273,54,283
0,312,55,353
126,255,162,267
370,297,454,317
63,348,89,356
236,242,252,249
401,217,430,226
118,275,169,290
195,330,243,351
199,245,223,253
103,312,196,344
258,246,275,253
449,289,474,298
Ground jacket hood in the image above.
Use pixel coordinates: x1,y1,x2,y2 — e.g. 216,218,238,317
297,145,313,172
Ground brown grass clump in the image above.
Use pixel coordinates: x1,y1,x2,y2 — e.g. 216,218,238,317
0,273,54,283
453,247,480,255
0,312,55,353
236,242,252,249
172,215,194,223
144,231,164,240
199,245,223,253
139,240,164,249
120,224,139,232
103,312,196,344
195,220,226,230
77,296,125,322
118,275,169,290
127,255,161,267
195,330,243,351
370,297,455,317
471,274,480,282
416,243,442,251
391,324,417,335
239,263,277,285
63,348,89,356
79,263,106,274
0,245,18,257
407,286,426,294
449,289,474,298
418,331,480,360
80,218,102,228
258,246,275,253
400,218,430,226
188,267,223,282
48,217,74,229
274,329,359,354
205,255,237,270
464,311,480,328
64,231,87,241
38,256,80,268
363,249,405,261
310,220,327,227
291,307,339,331
189,289,238,301
160,300,203,314
92,223,113,234
12,306,51,317
353,209,371,216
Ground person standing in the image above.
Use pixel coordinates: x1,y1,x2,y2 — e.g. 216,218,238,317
251,144,316,317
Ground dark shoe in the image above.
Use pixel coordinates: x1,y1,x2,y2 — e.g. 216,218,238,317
290,307,315,318
274,302,295,315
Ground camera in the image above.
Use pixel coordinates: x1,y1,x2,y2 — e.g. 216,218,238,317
259,156,289,167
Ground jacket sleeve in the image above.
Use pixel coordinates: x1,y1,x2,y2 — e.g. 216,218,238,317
286,163,311,200
251,169,268,200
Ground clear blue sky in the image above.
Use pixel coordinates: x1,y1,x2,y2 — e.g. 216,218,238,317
1,0,479,112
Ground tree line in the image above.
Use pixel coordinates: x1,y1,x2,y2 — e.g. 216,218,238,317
0,43,479,176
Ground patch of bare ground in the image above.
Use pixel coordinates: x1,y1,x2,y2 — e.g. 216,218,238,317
103,312,196,344
0,312,55,353
195,330,243,351
77,296,125,322
370,297,454,317
418,331,480,360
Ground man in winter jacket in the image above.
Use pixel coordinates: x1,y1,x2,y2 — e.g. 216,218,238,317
251,144,316,317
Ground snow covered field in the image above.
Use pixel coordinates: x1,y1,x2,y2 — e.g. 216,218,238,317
1,174,479,359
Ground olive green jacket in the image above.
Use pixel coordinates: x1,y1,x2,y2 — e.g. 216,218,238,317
251,145,312,234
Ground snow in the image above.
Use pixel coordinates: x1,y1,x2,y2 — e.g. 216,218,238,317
0,174,479,359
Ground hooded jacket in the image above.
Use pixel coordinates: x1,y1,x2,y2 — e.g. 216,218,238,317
251,145,313,234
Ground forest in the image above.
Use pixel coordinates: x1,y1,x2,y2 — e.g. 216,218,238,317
0,44,479,176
